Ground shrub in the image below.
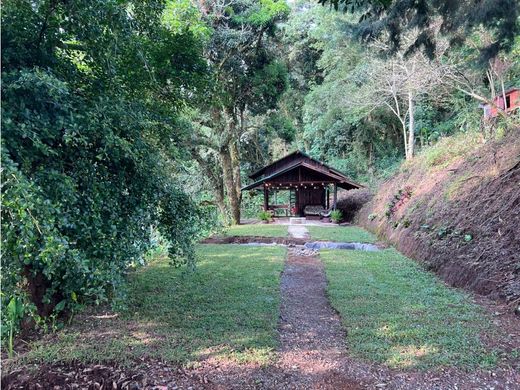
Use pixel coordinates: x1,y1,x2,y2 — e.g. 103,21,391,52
258,210,272,222
1,71,214,341
330,210,343,223
336,189,373,222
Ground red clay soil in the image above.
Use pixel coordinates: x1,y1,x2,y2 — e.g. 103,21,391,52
358,130,520,308
4,249,520,389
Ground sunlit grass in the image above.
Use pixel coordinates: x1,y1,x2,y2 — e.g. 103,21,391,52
11,245,285,368
321,248,499,370
307,226,376,243
224,224,288,237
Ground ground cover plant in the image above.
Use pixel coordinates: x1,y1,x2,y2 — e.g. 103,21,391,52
307,226,376,243
321,248,501,370
6,245,285,369
224,224,288,237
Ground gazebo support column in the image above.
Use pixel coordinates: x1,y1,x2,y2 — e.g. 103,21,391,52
333,183,337,210
326,186,330,209
263,185,269,211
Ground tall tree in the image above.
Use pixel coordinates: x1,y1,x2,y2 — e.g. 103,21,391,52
189,0,290,224
2,0,210,319
318,0,519,60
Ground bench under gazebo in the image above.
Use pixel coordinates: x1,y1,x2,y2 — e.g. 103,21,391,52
241,151,363,219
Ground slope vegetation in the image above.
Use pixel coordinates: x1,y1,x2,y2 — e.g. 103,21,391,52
358,129,520,307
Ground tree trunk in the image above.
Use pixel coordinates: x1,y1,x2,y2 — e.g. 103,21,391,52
501,79,507,111
220,145,241,225
407,92,415,159
191,150,228,224
230,140,242,205
401,121,408,159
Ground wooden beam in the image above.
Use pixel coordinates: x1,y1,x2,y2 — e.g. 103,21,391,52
266,180,337,186
263,185,268,211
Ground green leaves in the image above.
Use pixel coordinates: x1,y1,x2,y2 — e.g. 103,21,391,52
246,0,290,26
1,0,214,351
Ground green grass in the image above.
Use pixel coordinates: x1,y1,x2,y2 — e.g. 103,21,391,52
417,131,481,170
321,248,499,370
307,226,377,243
224,224,288,237
12,245,285,368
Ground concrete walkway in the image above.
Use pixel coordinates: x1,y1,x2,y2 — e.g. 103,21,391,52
288,224,309,239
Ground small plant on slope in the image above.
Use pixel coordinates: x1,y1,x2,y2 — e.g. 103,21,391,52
385,186,413,219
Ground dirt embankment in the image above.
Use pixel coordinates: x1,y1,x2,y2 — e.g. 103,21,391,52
358,130,520,308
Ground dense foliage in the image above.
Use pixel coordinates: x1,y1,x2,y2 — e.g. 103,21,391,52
272,2,520,186
1,0,214,336
318,0,519,60
185,0,290,225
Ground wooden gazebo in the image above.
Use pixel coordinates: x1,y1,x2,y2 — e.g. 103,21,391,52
241,151,363,217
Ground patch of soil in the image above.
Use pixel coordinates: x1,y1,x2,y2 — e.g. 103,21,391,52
358,129,520,307
273,249,366,389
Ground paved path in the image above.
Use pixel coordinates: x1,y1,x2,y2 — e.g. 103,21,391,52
288,225,309,239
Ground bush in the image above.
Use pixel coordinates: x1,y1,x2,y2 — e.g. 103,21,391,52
330,210,342,223
258,210,272,222
1,72,212,339
336,189,373,222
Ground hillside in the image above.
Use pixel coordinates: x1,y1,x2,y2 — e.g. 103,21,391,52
358,129,520,309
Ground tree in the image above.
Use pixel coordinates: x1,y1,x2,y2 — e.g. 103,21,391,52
188,0,290,225
1,0,211,324
345,34,449,159
317,0,519,60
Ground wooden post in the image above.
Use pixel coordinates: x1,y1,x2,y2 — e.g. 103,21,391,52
263,185,269,211
326,186,330,209
333,183,337,210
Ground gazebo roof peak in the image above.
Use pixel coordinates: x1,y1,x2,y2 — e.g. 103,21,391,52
242,151,363,192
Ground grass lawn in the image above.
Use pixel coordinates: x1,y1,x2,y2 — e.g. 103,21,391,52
224,224,288,237
307,225,376,243
321,248,499,370
11,244,285,368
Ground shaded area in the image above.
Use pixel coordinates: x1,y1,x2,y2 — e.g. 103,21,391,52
4,245,285,369
4,246,520,389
